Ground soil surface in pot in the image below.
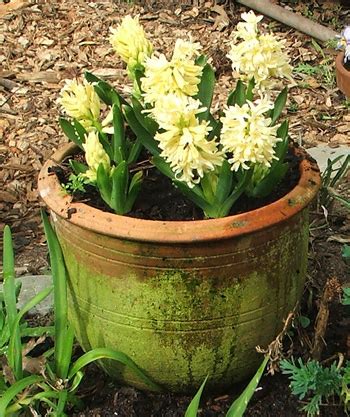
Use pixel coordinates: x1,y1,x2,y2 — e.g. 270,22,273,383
54,145,302,221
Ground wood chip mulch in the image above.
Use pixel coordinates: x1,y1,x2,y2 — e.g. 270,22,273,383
0,0,349,273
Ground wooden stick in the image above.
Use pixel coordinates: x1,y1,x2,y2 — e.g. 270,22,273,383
236,0,338,42
310,277,342,360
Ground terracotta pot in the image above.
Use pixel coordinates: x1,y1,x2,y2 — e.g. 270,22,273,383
336,52,350,98
38,143,321,393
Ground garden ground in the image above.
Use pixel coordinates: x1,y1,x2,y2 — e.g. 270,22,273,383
0,0,349,415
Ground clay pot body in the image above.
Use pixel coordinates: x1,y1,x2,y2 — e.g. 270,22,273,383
336,52,350,98
38,143,321,393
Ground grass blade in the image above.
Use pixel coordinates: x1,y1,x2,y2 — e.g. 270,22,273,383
185,376,208,417
330,155,349,188
41,211,70,379
226,356,269,417
8,287,52,368
57,325,75,381
56,390,68,416
3,226,17,334
21,326,55,338
3,226,22,380
0,375,43,417
68,347,162,392
14,286,53,327
9,286,53,364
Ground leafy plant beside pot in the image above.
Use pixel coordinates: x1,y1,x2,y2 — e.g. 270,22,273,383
336,26,350,97
38,12,321,393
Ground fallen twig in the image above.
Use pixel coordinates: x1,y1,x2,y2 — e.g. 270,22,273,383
256,309,296,375
311,277,342,360
236,0,338,42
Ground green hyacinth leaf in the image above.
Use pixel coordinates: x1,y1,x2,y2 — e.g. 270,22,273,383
185,376,208,417
226,356,269,417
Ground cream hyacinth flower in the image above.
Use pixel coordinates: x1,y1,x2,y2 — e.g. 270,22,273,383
141,39,203,105
109,15,153,73
82,130,111,181
234,11,263,41
150,95,223,187
100,108,114,135
59,80,100,130
228,11,292,89
220,96,280,171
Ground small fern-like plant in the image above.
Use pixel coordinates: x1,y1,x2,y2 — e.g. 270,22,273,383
280,357,349,417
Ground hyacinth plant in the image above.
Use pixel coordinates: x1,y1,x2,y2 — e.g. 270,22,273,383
58,11,293,218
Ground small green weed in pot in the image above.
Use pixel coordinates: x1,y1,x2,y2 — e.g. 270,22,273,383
58,11,295,218
61,172,89,195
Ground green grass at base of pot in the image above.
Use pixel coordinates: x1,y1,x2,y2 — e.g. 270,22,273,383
0,220,161,416
319,154,349,210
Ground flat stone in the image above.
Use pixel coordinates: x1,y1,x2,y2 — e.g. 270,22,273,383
0,275,53,315
307,145,350,174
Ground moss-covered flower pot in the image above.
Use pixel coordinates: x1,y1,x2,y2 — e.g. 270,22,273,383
336,52,350,98
38,143,320,393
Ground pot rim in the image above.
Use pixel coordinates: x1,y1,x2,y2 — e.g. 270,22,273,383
38,143,321,243
336,52,349,77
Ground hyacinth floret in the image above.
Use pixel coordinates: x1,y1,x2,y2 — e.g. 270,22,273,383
150,95,223,187
59,79,101,131
228,10,292,89
82,130,111,181
141,39,203,105
234,11,264,41
220,96,281,172
109,15,153,74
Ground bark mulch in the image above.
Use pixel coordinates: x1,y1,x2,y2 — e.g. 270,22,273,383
1,1,349,416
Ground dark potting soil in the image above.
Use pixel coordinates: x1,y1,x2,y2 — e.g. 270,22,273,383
72,369,347,417
53,144,302,221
